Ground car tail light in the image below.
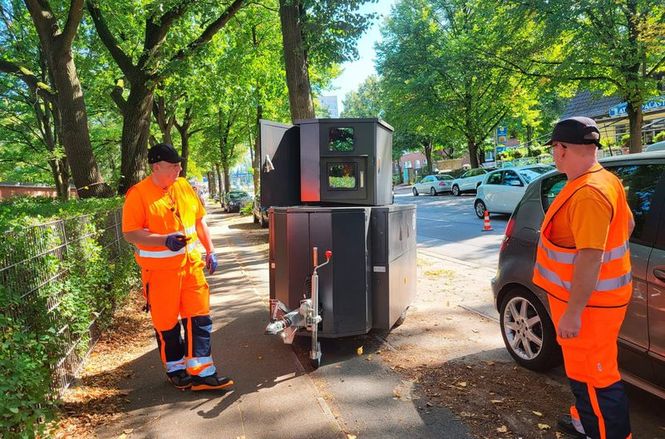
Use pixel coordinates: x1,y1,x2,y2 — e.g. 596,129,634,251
438,182,447,186
500,217,516,253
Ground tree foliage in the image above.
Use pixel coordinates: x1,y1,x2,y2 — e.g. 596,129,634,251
497,0,665,153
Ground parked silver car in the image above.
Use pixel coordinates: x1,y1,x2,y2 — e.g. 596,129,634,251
492,150,665,398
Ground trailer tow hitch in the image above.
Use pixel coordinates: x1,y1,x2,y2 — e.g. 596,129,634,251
265,248,332,368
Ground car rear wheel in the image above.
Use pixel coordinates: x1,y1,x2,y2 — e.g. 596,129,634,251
474,199,487,218
452,185,460,196
499,287,561,372
412,187,419,196
430,187,437,196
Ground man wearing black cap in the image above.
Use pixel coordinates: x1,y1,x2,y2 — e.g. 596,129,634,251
532,117,633,438
122,143,234,391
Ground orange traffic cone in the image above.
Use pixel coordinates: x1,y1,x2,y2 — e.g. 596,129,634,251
482,210,493,232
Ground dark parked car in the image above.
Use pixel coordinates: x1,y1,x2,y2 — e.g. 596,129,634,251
252,195,269,228
221,190,251,213
492,150,665,399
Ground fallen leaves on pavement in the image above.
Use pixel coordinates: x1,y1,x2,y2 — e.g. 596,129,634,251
49,293,153,438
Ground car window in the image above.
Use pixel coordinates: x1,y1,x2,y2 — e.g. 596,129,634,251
519,167,552,184
606,164,665,241
502,170,522,186
486,171,502,185
540,173,567,211
541,164,665,242
435,175,451,181
422,176,431,183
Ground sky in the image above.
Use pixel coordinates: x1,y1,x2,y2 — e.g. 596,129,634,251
322,0,397,111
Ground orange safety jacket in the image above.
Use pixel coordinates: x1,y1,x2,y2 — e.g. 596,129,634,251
126,177,203,270
533,167,632,308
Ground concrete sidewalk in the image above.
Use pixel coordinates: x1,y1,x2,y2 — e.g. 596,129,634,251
97,206,343,439
97,204,470,439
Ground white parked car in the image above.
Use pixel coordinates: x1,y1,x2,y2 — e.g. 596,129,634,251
412,174,454,196
473,165,554,218
645,140,665,152
451,167,495,196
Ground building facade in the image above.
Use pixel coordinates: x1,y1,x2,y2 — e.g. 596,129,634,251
561,90,665,148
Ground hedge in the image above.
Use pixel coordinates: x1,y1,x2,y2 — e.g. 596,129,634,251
0,196,139,438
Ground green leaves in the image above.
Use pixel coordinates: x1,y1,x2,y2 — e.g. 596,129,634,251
0,199,139,436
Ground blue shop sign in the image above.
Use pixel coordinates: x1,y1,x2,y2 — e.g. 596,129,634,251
609,96,665,117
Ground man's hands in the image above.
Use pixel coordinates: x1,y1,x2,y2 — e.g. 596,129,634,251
165,233,190,251
557,309,582,339
206,252,218,275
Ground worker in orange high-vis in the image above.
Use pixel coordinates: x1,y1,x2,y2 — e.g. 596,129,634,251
122,143,233,391
533,117,633,439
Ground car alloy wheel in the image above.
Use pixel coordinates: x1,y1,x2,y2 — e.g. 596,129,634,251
413,187,419,196
474,200,487,218
452,185,460,196
430,187,437,196
499,288,561,371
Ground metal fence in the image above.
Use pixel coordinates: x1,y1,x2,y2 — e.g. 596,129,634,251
0,208,129,393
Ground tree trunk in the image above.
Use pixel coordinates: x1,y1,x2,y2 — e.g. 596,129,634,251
119,84,154,194
215,163,223,195
25,0,112,198
627,101,643,154
49,52,111,197
526,125,534,151
422,139,433,175
180,130,190,177
175,105,193,177
48,158,70,200
279,0,315,122
252,104,262,196
223,167,231,193
468,139,479,168
207,171,215,197
153,95,174,145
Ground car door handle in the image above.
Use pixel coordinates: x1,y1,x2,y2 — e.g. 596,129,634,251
655,269,665,283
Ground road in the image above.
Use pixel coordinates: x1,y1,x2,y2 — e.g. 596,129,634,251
394,188,508,270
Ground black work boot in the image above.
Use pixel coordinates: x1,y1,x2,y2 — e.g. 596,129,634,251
557,415,587,438
167,370,192,390
191,373,234,391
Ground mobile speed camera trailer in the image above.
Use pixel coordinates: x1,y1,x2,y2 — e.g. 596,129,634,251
260,118,417,368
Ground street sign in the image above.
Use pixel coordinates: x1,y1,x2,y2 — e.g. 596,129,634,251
496,126,508,144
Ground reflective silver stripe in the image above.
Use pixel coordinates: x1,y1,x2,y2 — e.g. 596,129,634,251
602,241,629,262
535,263,572,290
539,240,630,265
539,242,576,264
139,248,184,258
184,225,196,235
165,358,186,373
595,272,632,291
536,263,631,292
138,242,197,258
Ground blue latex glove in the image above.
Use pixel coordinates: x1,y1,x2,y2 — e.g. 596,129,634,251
165,233,188,252
206,253,218,275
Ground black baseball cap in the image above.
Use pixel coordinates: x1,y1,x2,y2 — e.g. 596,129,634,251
148,143,183,164
545,116,602,148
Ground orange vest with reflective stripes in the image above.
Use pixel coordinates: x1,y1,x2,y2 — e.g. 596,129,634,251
532,166,632,308
128,177,202,270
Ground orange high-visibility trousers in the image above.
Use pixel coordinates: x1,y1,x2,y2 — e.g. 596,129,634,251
141,260,217,377
548,296,631,439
